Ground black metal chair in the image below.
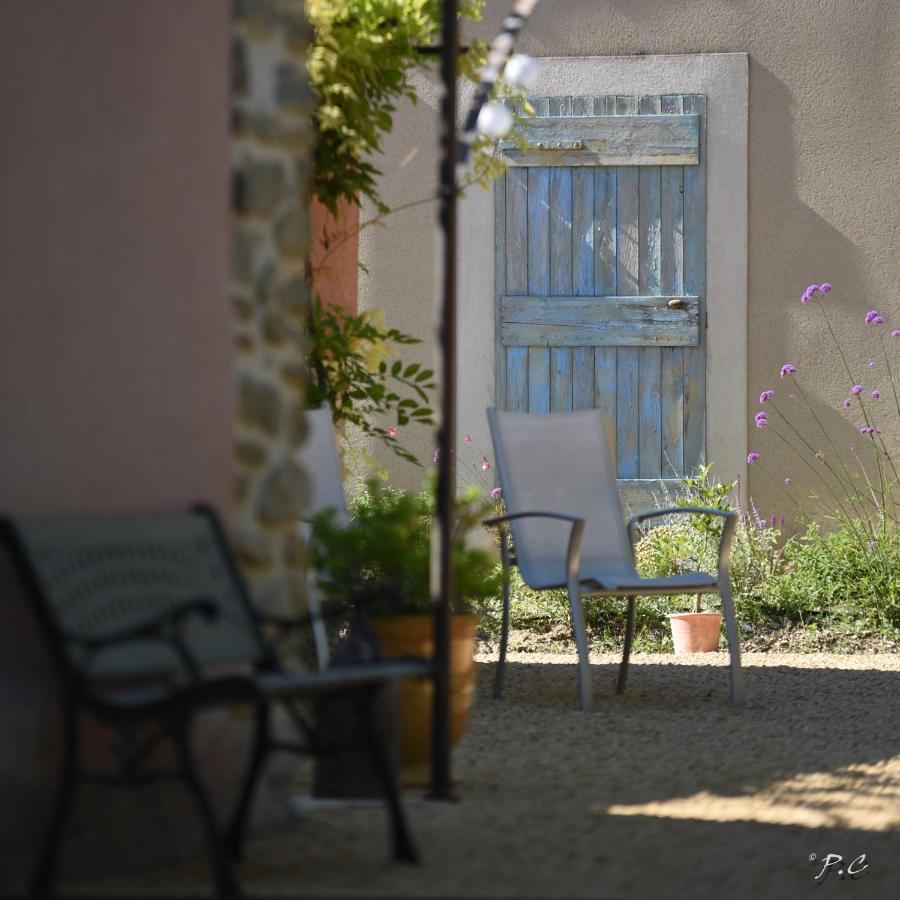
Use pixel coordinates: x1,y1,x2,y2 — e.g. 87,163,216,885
1,504,430,898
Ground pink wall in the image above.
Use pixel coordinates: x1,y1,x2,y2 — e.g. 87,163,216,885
0,0,233,517
0,2,233,888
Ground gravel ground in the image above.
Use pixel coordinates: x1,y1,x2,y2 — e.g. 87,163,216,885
69,651,900,899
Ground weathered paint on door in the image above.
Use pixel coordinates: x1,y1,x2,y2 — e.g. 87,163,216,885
495,95,707,507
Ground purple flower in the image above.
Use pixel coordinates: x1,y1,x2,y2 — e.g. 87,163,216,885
819,282,832,293
892,330,900,338
868,540,877,549
801,285,817,303
873,315,885,325
770,514,777,528
754,412,768,428
784,477,791,485
780,364,797,378
869,359,877,368
860,426,881,435
491,486,502,499
433,449,440,464
759,389,774,403
871,390,881,399
851,384,863,395
865,310,879,324
842,398,851,409
747,452,760,464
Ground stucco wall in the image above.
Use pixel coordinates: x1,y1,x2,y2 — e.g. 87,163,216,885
0,1,233,888
361,0,900,520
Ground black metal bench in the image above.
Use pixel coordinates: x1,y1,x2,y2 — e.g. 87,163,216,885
1,504,431,898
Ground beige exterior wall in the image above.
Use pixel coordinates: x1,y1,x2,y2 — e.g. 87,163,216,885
362,0,900,519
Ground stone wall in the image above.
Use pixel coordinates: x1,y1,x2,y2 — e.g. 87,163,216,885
232,0,315,616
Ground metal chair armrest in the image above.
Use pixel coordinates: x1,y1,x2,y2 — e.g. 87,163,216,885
626,507,738,579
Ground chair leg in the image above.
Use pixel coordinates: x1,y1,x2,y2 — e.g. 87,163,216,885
224,698,269,861
567,585,592,712
493,563,511,700
720,583,744,704
29,708,79,898
358,688,418,864
171,716,243,898
616,595,636,695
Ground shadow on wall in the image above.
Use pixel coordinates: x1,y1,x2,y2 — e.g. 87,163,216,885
744,61,873,525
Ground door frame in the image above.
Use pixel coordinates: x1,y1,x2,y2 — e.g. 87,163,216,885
457,53,749,503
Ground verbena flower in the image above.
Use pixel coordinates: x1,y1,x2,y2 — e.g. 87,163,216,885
865,310,879,324
851,384,863,395
759,389,774,403
491,487,502,499
801,285,817,303
873,315,885,325
481,456,490,470
871,390,881,399
819,282,832,293
747,452,760,464
784,477,791,485
868,359,877,368
868,540,877,549
388,426,398,437
754,412,768,428
842,398,851,409
780,364,797,378
433,449,440,464
860,426,881,435
892,330,900,337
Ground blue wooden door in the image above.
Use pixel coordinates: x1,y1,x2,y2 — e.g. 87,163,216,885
495,94,706,507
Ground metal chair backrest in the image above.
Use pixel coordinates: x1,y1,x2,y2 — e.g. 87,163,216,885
298,406,350,527
0,507,271,680
295,406,349,669
487,408,635,589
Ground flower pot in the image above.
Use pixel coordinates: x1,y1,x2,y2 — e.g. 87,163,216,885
371,613,478,785
668,611,723,654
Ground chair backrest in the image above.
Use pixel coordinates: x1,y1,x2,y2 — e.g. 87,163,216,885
295,406,349,670
0,507,271,680
298,406,350,527
487,408,635,589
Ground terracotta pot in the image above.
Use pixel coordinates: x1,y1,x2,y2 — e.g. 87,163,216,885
668,611,723,654
371,613,478,785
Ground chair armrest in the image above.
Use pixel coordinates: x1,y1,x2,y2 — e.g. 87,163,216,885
71,597,218,681
482,511,586,590
626,507,738,578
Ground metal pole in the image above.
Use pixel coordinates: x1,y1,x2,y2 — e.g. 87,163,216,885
430,0,459,800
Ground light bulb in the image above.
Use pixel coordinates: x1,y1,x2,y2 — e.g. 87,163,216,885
476,103,514,139
503,53,538,89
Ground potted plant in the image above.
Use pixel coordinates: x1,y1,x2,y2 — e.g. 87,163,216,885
310,478,501,782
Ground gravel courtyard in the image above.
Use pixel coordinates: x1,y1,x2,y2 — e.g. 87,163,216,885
74,651,900,899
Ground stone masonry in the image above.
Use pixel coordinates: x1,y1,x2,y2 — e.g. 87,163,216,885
232,0,314,617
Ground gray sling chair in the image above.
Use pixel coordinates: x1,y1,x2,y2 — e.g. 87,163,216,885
296,405,353,671
485,408,743,712
1,504,429,898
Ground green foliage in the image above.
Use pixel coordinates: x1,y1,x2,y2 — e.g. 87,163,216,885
774,520,900,627
304,296,435,464
310,478,502,617
307,0,486,215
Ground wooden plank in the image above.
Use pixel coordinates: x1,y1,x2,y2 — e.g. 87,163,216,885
593,98,618,427
505,167,528,294
572,101,594,409
494,176,507,409
638,96,662,479
683,94,707,469
500,295,699,346
616,95,640,478
549,150,573,411
618,479,682,515
501,114,700,166
660,94,685,476
506,347,528,411
528,347,550,412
